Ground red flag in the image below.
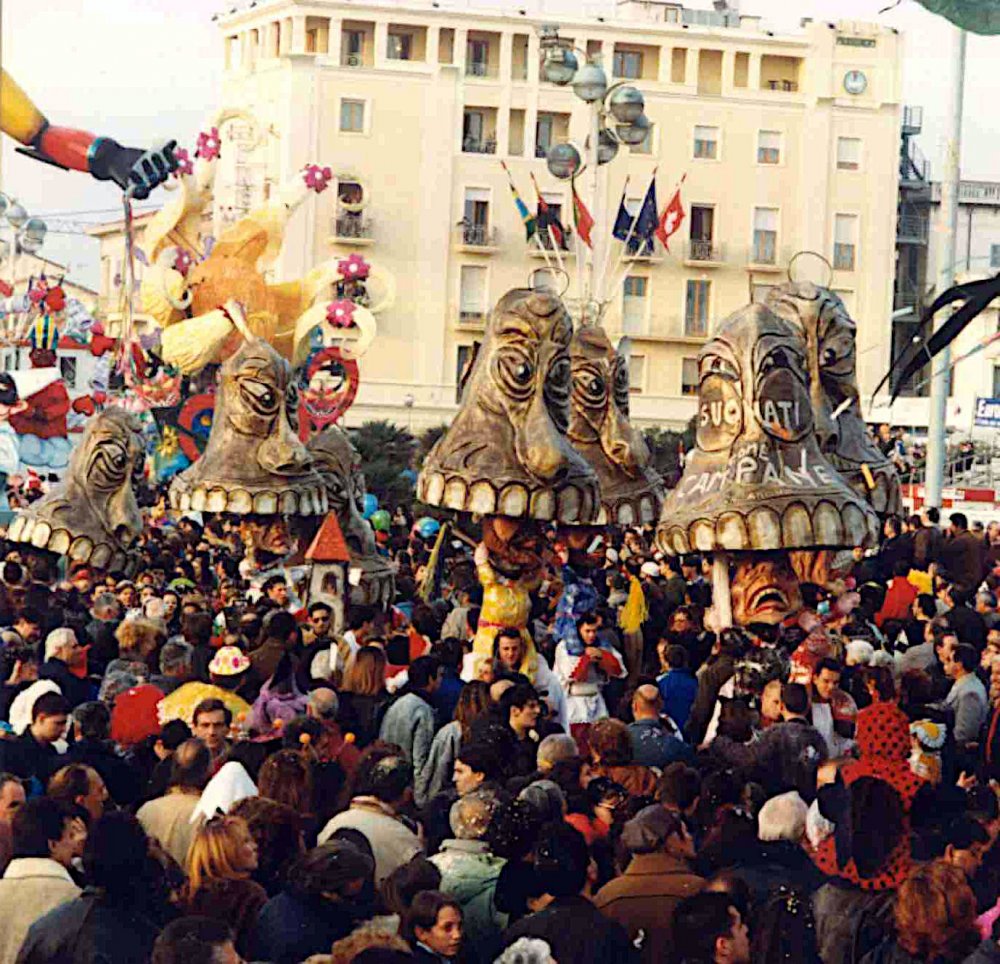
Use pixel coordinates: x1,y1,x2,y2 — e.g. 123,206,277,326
530,173,564,248
655,188,685,251
572,181,594,249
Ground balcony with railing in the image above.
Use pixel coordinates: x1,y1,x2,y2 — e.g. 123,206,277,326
462,137,496,154
454,223,499,252
683,239,726,266
902,105,924,135
897,211,929,244
330,214,375,246
528,228,573,256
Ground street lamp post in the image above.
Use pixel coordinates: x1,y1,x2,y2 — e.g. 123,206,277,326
537,24,650,316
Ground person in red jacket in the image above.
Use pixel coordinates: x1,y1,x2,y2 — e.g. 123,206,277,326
876,559,919,629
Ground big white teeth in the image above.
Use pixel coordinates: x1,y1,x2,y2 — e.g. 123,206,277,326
499,484,528,517
748,507,781,550
444,479,468,510
717,512,749,551
468,482,497,515
813,501,843,545
782,503,813,546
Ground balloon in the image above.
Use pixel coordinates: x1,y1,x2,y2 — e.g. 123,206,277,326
415,516,440,539
370,509,391,532
362,493,378,519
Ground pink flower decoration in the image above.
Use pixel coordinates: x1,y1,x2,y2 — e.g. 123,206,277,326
303,164,333,193
327,299,356,328
337,253,370,281
173,147,194,177
196,127,221,161
173,249,193,276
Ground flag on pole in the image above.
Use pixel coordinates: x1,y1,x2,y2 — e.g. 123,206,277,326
612,178,632,241
655,174,687,251
530,173,565,248
572,179,594,249
632,175,659,256
500,161,536,242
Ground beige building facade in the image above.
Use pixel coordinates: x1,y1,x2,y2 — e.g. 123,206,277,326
179,1,903,430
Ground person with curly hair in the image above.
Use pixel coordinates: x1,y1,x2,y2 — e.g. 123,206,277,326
860,860,980,964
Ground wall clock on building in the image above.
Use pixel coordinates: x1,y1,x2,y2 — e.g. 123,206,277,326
843,70,868,95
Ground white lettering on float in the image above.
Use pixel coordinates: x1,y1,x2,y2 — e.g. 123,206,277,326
678,446,831,498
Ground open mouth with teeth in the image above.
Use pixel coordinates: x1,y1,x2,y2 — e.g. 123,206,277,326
748,587,790,618
657,494,879,557
168,479,328,516
6,516,131,572
418,470,600,525
597,485,663,526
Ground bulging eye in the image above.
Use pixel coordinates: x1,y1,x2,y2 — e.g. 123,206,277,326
494,349,537,401
701,354,738,380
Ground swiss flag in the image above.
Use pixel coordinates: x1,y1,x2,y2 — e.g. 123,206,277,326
655,186,686,251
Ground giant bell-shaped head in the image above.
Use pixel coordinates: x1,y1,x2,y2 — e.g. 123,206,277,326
568,326,663,525
418,288,600,525
656,302,879,556
169,338,327,516
8,408,146,571
765,282,901,517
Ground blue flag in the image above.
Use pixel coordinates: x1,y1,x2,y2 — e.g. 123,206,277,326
631,178,659,255
612,195,633,242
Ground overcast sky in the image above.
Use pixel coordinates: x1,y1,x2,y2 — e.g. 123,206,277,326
0,0,993,287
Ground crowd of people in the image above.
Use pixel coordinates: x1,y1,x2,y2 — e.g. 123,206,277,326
4,496,1000,964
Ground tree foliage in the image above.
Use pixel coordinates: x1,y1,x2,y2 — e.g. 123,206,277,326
348,420,416,509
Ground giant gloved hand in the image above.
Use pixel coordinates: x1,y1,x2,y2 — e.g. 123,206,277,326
87,138,179,200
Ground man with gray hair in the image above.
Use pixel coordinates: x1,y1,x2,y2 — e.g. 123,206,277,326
39,629,89,708
536,733,578,773
150,640,194,696
430,789,506,962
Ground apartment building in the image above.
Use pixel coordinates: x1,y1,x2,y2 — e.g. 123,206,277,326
205,0,905,429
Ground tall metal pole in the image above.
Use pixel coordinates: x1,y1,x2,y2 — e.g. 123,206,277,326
588,98,601,305
925,27,966,509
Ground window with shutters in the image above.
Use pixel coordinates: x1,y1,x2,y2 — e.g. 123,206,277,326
459,265,488,322
752,207,778,264
757,130,781,165
340,99,365,133
837,137,861,171
681,357,699,396
834,214,858,271
622,276,648,334
693,125,719,160
630,354,646,393
613,49,642,79
685,280,710,336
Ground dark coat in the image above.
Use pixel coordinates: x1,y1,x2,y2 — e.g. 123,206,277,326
39,657,92,708
64,739,141,807
502,895,639,964
0,729,59,786
338,691,391,748
940,531,987,596
685,655,735,745
656,669,698,732
726,840,826,910
813,881,894,964
15,891,160,964
251,890,370,964
946,604,987,653
751,717,828,803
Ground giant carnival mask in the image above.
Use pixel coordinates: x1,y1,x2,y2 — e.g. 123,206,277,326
765,283,901,517
418,288,600,525
568,326,663,525
8,408,145,570
307,425,394,607
656,303,879,624
169,338,327,517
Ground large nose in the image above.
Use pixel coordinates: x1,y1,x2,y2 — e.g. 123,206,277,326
606,405,646,476
258,416,313,475
517,390,568,483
